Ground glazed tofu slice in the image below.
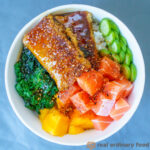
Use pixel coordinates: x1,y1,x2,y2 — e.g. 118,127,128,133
23,15,91,91
55,11,99,70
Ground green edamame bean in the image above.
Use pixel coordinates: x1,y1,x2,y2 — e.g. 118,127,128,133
121,64,131,80
119,51,125,63
105,31,118,45
109,40,120,53
99,18,111,36
99,49,110,57
110,20,120,34
112,54,121,63
120,41,127,52
130,63,137,82
120,35,127,45
124,52,132,65
126,48,133,62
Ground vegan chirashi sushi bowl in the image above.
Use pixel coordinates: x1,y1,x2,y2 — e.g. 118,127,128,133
5,5,145,145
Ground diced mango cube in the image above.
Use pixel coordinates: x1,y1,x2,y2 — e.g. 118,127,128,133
39,109,50,122
41,107,70,136
71,116,94,129
69,126,84,135
70,110,94,129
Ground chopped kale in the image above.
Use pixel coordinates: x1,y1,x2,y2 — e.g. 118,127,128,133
14,47,58,114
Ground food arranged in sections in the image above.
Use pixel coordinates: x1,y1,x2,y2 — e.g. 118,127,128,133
15,11,137,136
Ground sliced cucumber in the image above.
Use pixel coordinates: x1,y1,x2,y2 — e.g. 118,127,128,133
110,20,120,33
112,54,121,63
119,51,125,63
105,31,118,45
130,63,137,82
99,18,111,36
121,64,131,80
99,49,110,57
109,40,120,53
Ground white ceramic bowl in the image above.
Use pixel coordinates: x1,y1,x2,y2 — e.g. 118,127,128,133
5,4,145,146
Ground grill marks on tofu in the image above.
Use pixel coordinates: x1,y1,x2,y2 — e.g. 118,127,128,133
23,15,91,91
55,11,99,70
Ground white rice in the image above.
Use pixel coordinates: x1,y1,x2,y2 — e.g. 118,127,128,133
92,20,106,51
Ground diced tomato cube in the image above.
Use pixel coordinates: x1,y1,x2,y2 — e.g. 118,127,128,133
81,110,97,119
123,85,133,98
77,70,103,96
70,91,93,114
103,78,133,100
99,56,120,80
103,78,110,84
110,98,130,120
58,82,81,104
119,79,133,98
92,92,115,116
103,81,124,100
92,116,113,131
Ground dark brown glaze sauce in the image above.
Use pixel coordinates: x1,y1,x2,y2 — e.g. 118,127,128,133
55,11,99,70
23,15,91,91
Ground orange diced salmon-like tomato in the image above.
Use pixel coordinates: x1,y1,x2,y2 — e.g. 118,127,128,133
110,98,130,120
92,92,115,116
118,78,133,98
58,82,81,104
70,91,93,114
58,57,133,132
92,116,113,130
77,70,103,96
103,81,124,100
81,110,97,119
103,78,110,84
103,78,133,100
99,56,120,80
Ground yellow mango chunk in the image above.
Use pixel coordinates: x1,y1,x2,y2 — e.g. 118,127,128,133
41,107,69,136
39,109,50,122
70,110,94,130
69,126,84,135
71,117,94,129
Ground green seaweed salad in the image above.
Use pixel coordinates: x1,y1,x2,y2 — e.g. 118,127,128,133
14,47,58,114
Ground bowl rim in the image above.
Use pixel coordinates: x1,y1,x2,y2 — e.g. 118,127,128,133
5,4,145,146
